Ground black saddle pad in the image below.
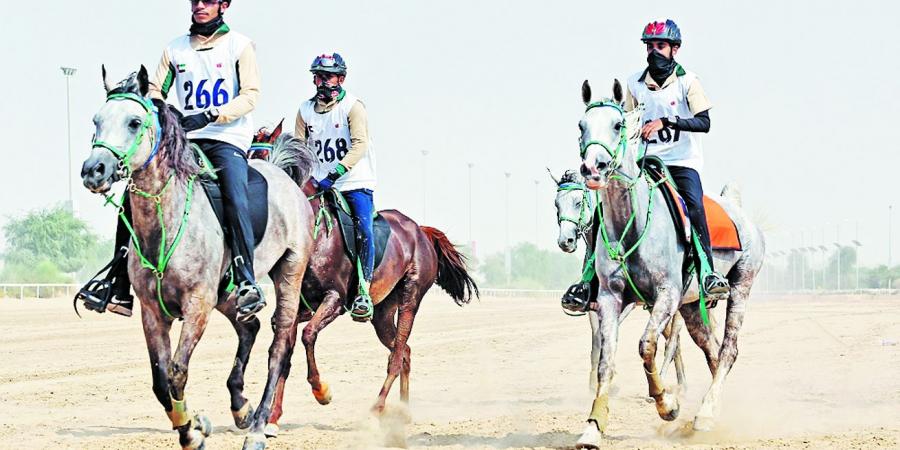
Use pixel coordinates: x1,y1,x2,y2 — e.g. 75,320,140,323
326,190,391,269
199,165,268,248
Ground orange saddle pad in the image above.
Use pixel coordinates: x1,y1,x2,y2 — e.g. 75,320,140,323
662,183,742,251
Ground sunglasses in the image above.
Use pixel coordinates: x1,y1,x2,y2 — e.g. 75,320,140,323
645,42,671,51
189,0,221,5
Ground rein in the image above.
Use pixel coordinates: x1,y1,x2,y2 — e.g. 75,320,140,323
95,92,197,320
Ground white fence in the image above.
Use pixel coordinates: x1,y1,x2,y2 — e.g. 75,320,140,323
1,284,897,301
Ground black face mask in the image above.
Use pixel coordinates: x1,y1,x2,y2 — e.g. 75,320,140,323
646,49,677,86
190,13,225,37
316,83,343,102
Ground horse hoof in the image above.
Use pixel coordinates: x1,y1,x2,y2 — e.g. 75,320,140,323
181,429,206,450
193,414,213,437
232,402,255,429
693,415,715,432
264,423,279,438
575,422,601,449
656,393,680,421
312,382,332,405
241,432,267,450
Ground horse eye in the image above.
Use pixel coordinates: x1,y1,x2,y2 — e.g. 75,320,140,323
614,122,623,131
129,118,142,129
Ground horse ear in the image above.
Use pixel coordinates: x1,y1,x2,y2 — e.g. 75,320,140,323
271,119,284,142
137,65,150,97
581,80,592,105
612,78,624,104
546,167,560,185
101,64,112,93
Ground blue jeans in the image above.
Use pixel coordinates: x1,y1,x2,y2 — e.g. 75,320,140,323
343,189,375,281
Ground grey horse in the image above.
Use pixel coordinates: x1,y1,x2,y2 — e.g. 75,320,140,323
573,80,765,448
551,170,686,395
80,66,315,450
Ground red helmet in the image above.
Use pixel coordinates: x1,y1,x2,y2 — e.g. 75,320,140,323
641,19,682,45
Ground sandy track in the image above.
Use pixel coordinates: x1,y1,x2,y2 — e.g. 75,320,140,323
1,293,898,449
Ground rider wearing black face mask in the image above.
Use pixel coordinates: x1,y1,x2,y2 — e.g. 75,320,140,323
625,19,729,297
76,0,268,321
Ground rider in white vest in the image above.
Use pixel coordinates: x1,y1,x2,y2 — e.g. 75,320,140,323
295,53,379,321
624,19,729,296
76,0,267,321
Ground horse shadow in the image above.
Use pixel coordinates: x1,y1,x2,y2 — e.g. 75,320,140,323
406,430,587,449
57,426,165,438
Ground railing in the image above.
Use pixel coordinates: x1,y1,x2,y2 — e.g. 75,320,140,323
1,284,897,301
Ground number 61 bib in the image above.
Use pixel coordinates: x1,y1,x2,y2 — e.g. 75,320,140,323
300,92,377,192
168,32,255,150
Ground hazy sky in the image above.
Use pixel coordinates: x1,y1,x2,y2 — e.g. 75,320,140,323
1,0,898,266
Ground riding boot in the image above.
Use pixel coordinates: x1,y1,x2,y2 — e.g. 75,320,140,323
344,189,375,322
200,139,265,322
76,198,134,317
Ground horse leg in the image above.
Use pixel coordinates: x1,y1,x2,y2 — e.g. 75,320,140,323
169,299,214,450
243,252,303,450
300,291,343,406
588,311,600,393
679,302,721,377
576,296,621,449
660,312,686,392
373,282,419,413
693,281,750,431
640,288,681,422
140,303,177,428
220,301,261,430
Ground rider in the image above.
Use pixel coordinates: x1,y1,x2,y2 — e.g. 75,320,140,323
77,0,267,319
295,53,378,321
624,19,729,296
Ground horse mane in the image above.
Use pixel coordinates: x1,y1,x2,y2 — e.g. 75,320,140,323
268,132,316,184
155,102,200,181
559,170,583,185
624,105,643,145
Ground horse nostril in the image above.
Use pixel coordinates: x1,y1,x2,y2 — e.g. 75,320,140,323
580,164,591,177
93,162,106,178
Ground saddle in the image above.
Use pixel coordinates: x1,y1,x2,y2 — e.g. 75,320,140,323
193,145,269,248
641,156,742,252
323,189,392,269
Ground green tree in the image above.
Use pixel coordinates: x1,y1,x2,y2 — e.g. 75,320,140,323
480,242,582,289
0,205,109,283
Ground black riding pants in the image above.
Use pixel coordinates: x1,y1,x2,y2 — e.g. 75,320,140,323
667,165,715,271
110,139,257,284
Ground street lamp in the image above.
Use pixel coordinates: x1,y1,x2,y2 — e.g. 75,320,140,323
421,149,429,222
61,66,77,212
504,171,511,287
533,179,540,247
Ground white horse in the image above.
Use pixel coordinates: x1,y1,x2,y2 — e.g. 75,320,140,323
573,79,765,448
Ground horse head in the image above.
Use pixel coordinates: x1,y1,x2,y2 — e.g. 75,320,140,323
82,65,160,193
553,169,592,253
578,79,638,190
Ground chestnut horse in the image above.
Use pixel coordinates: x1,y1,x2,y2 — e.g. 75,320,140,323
249,124,479,436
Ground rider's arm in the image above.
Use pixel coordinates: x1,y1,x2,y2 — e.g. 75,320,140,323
294,110,308,144
213,43,261,124
662,78,712,133
149,49,175,102
338,101,370,169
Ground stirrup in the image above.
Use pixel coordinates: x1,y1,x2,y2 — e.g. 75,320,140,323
703,273,730,295
235,281,266,323
74,247,131,318
561,282,591,316
350,294,373,322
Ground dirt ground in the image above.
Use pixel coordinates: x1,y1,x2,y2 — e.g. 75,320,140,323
1,293,898,449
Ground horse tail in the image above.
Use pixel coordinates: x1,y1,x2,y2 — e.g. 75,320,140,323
720,183,743,207
269,133,318,185
420,226,479,305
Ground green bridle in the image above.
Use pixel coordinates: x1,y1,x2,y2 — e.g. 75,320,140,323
92,92,196,320
579,100,629,170
556,181,594,236
91,92,162,177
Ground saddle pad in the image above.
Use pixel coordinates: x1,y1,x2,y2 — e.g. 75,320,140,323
646,160,742,251
327,191,391,269
199,165,268,248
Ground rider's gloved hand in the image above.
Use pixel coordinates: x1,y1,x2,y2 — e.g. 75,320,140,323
317,164,347,191
180,108,218,133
